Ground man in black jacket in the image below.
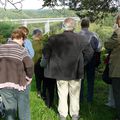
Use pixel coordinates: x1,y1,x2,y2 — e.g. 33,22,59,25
43,18,93,120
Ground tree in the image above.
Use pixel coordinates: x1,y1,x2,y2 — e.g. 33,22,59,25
42,0,120,22
0,0,23,10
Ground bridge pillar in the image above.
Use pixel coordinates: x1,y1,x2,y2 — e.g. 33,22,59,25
22,20,28,27
45,20,50,34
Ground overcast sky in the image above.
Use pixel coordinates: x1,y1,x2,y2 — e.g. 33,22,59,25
0,0,44,9
22,0,44,9
0,0,68,10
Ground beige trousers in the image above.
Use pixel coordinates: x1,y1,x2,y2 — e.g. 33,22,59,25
57,79,81,118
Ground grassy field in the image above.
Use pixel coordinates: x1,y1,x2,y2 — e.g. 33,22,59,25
30,72,116,120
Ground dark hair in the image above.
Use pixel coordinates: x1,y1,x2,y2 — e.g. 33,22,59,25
81,18,90,28
32,29,42,35
11,29,26,40
32,29,42,41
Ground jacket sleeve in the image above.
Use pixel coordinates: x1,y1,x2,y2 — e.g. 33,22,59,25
42,37,52,60
104,29,120,50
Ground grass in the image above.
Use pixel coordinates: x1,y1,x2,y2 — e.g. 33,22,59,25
30,72,116,120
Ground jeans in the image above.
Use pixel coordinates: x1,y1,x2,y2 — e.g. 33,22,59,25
0,88,18,120
80,58,95,103
18,85,31,120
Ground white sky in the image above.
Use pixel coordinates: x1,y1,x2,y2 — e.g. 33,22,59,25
22,0,44,9
0,0,44,9
0,0,68,10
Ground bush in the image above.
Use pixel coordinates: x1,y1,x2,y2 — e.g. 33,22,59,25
0,22,18,43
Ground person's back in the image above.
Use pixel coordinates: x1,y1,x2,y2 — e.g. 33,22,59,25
44,30,92,80
79,18,101,52
0,30,33,90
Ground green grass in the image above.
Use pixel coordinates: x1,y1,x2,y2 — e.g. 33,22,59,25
30,72,116,120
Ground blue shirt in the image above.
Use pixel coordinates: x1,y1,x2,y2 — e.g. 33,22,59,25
24,39,34,58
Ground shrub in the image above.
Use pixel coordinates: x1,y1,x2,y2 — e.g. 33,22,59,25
0,22,18,43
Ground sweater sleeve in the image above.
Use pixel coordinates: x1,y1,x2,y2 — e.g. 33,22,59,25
104,30,119,50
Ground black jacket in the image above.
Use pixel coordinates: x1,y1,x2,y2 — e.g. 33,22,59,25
43,31,93,80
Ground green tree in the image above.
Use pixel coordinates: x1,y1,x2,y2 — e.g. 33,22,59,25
0,22,18,43
42,0,119,22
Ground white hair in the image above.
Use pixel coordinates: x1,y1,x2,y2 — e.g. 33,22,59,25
62,18,76,31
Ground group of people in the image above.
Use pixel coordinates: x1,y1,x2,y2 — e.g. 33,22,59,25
0,14,120,120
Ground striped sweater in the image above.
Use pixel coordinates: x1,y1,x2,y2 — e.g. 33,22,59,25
0,40,34,91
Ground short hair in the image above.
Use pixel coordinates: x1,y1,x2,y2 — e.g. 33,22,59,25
32,29,42,36
11,29,26,41
18,26,29,35
32,29,42,41
81,18,90,28
62,18,76,31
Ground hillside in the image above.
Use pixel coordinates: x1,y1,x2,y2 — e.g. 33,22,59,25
0,8,77,19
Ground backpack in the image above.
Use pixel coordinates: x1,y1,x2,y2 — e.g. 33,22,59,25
90,35,99,51
102,52,112,84
90,34,101,67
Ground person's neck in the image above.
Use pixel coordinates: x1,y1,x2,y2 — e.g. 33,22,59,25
12,39,22,46
82,27,88,30
64,30,73,32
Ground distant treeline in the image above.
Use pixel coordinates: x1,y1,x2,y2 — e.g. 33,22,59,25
0,8,115,27
0,8,77,19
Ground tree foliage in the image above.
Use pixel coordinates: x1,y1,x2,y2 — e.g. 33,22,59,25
42,0,120,22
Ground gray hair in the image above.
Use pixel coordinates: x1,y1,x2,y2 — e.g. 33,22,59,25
62,18,76,31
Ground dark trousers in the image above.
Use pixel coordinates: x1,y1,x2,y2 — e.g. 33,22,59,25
34,59,44,93
112,78,120,119
34,59,56,108
43,78,56,108
80,58,96,103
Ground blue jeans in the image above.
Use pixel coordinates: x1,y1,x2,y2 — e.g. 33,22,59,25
0,88,18,120
80,59,95,103
18,85,31,120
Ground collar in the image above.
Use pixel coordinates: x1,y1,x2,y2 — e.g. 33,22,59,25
81,28,89,32
7,39,22,47
64,30,73,33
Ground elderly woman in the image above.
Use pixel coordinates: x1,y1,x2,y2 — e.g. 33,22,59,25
104,14,120,120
